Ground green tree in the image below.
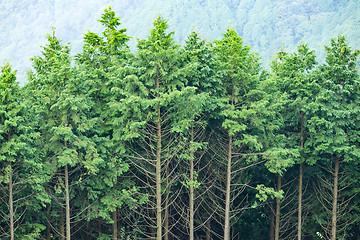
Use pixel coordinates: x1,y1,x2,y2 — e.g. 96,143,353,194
270,42,317,240
175,30,219,240
76,6,140,240
308,36,360,240
112,16,206,240
212,28,284,240
0,63,45,239
26,30,101,240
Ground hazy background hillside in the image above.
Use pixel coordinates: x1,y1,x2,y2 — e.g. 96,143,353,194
1,0,360,85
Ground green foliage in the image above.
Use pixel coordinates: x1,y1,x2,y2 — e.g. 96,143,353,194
1,7,360,239
264,148,299,174
214,28,262,139
255,184,284,202
308,36,360,159
0,62,47,238
268,42,318,170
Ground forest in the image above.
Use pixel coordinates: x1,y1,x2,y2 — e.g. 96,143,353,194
1,6,360,240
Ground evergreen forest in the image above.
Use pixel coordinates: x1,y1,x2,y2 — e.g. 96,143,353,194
1,6,360,240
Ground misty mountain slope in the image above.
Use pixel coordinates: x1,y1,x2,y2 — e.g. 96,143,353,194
1,0,359,84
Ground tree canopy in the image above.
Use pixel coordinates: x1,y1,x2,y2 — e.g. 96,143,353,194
0,6,360,240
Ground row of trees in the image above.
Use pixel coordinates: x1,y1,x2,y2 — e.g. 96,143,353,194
1,7,360,240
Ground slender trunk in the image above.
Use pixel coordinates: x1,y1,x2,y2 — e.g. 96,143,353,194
224,87,234,240
298,111,304,240
223,135,232,240
270,201,275,240
65,164,71,240
112,210,117,240
60,209,65,240
189,125,194,240
206,218,211,240
297,163,303,240
156,67,162,240
7,131,14,240
9,162,14,240
275,174,282,240
64,122,71,240
98,219,102,236
331,158,339,240
164,171,169,240
47,220,51,240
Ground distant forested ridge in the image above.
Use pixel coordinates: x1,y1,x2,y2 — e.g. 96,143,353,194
1,0,360,85
1,5,360,240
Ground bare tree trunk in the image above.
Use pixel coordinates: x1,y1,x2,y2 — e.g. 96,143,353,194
270,201,275,240
7,131,14,240
275,174,282,240
9,162,14,240
156,69,162,240
113,210,117,240
47,220,51,240
189,125,194,240
331,158,339,240
98,219,102,236
65,164,71,240
298,111,304,240
224,87,235,240
223,135,232,240
297,163,303,240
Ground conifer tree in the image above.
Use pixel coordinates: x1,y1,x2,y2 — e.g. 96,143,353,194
76,6,140,240
179,30,220,240
212,28,282,240
0,63,19,240
0,63,45,239
308,36,360,240
27,30,101,240
270,43,317,240
112,16,208,240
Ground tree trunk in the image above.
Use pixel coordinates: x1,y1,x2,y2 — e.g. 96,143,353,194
297,163,303,240
223,135,232,240
275,174,282,240
156,68,162,240
7,131,14,240
98,219,102,237
270,201,275,240
298,111,304,240
65,164,71,240
9,162,14,240
224,88,235,240
189,125,194,240
331,158,339,240
112,210,117,240
47,220,51,240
